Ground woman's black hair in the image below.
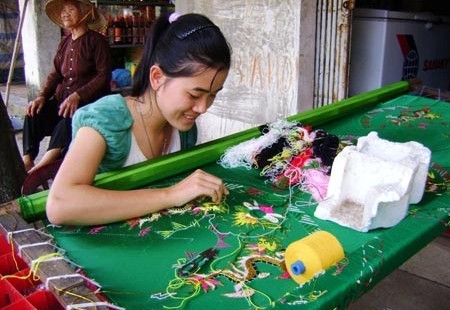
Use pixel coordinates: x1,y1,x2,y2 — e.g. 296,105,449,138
131,13,232,97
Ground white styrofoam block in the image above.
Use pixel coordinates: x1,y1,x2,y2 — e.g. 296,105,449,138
356,132,431,203
314,132,431,232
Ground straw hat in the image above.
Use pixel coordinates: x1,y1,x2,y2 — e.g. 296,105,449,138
45,0,106,31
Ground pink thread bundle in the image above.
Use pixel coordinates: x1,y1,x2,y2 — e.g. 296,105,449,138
219,120,339,202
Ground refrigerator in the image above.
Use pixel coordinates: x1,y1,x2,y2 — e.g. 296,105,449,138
348,8,450,96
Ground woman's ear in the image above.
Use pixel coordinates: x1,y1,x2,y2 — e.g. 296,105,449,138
149,65,165,91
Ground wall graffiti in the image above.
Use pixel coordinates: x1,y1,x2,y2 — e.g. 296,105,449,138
179,0,302,138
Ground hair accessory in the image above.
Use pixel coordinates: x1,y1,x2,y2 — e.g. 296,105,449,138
169,12,181,24
176,24,219,40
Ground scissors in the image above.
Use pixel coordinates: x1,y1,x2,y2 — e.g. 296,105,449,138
177,248,218,277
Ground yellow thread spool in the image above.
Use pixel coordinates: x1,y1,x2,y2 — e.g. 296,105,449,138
285,230,344,284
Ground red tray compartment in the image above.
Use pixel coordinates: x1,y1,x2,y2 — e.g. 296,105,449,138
0,252,27,276
0,279,27,308
0,235,12,256
1,299,36,310
5,268,41,296
27,290,64,310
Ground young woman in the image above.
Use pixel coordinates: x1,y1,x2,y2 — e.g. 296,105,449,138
22,0,111,173
46,13,232,226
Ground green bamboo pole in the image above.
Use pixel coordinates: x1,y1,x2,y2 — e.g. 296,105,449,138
17,81,410,222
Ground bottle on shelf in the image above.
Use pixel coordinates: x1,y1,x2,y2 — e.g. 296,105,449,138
113,15,124,45
132,13,140,45
106,14,115,45
98,2,175,46
139,14,146,44
123,8,133,45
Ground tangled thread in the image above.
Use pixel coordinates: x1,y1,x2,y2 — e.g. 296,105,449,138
219,120,339,202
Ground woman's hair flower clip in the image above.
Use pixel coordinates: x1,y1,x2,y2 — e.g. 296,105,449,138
169,12,181,24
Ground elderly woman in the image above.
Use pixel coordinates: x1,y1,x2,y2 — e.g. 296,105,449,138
22,0,111,172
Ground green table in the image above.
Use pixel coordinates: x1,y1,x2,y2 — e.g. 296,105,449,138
29,84,450,309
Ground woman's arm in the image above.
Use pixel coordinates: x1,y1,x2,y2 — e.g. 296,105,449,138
46,127,228,226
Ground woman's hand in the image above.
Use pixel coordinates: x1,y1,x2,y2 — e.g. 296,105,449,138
26,96,45,117
59,92,81,118
168,169,229,206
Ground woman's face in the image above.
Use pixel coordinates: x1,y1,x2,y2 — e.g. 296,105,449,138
154,67,229,131
60,2,81,29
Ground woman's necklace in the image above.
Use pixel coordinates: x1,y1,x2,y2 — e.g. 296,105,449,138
134,98,169,159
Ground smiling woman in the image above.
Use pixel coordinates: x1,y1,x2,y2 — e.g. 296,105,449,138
46,12,232,226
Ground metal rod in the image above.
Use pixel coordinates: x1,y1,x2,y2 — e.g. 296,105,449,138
4,0,29,109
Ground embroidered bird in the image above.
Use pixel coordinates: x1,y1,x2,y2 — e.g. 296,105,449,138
242,200,284,224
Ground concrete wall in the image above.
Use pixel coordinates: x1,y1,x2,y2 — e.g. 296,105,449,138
177,0,316,143
19,0,59,101
19,1,317,142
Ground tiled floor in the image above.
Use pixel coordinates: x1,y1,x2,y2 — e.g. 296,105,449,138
2,83,449,309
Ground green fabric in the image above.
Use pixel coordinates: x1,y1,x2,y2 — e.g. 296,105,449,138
72,94,133,173
17,81,410,222
46,94,449,309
